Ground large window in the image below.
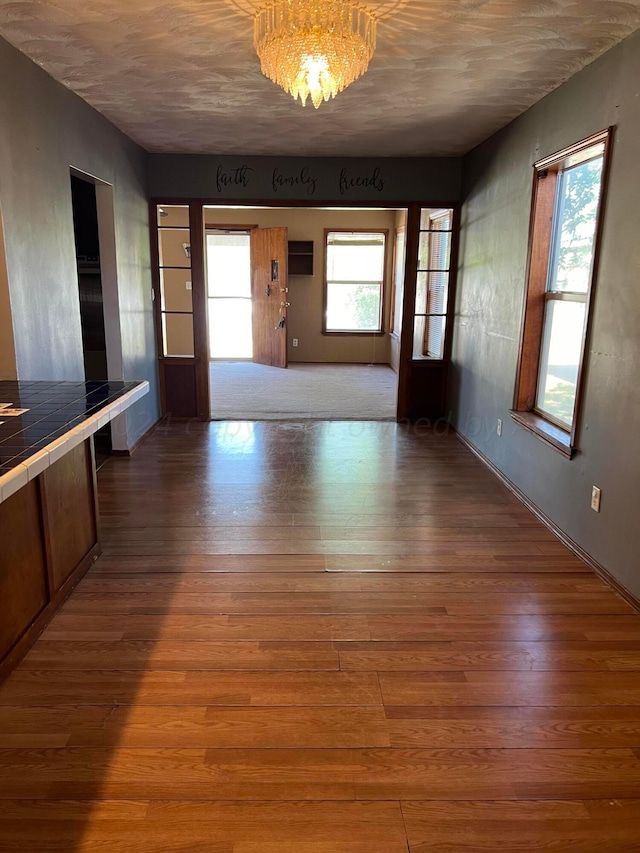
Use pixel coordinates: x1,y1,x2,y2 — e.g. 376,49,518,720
513,129,611,455
324,231,387,333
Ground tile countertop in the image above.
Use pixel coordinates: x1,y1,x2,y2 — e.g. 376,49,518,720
0,379,149,504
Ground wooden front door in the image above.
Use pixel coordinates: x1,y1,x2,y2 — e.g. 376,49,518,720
251,227,288,369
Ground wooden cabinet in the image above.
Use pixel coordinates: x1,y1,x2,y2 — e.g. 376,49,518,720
288,240,314,276
0,438,100,681
0,481,48,665
41,442,98,593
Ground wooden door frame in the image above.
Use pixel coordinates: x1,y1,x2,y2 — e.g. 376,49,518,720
188,202,210,420
150,197,460,422
389,223,406,337
70,168,127,445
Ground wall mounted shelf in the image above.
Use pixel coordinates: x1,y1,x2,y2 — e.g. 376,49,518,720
288,240,313,276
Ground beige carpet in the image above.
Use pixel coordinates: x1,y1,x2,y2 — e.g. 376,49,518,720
209,363,397,420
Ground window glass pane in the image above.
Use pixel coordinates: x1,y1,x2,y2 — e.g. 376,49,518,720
430,230,451,270
548,155,604,294
426,315,446,359
160,269,192,312
429,271,449,314
412,315,446,359
536,299,586,427
416,272,428,315
413,315,426,358
162,312,194,357
418,230,451,271
208,298,253,359
206,233,251,297
159,228,191,268
418,232,430,270
415,271,449,315
157,205,189,227
419,209,453,230
326,283,381,331
326,233,385,283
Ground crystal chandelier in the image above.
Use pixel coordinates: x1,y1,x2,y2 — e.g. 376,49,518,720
254,0,377,109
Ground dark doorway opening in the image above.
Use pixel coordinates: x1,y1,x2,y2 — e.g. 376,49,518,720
70,174,112,460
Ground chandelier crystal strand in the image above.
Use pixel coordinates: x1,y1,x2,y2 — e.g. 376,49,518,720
254,0,377,108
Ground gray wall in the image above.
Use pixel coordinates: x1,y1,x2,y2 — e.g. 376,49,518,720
0,203,17,379
451,30,640,599
149,155,461,202
0,36,159,447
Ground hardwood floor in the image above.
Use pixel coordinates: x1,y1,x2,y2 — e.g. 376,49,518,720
1,420,639,851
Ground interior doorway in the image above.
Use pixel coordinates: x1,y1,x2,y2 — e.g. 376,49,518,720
71,176,107,381
70,168,125,453
70,174,111,458
204,205,401,420
206,223,289,370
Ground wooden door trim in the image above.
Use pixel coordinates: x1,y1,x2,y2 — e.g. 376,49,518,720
397,203,421,421
389,224,406,336
189,202,210,419
149,201,167,414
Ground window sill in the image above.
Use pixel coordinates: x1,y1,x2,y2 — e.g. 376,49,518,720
510,410,575,459
322,330,385,337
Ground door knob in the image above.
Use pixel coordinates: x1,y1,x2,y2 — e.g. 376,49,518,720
280,301,291,308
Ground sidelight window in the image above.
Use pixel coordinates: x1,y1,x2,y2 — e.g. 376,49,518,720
413,209,453,360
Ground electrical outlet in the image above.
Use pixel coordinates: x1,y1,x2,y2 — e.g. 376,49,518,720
185,281,192,290
292,338,299,347
591,486,601,513
496,418,503,436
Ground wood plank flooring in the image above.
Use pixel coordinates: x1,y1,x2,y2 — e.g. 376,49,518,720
1,420,639,851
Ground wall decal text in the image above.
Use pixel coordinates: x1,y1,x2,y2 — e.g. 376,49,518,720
216,164,254,193
339,167,385,195
272,166,317,196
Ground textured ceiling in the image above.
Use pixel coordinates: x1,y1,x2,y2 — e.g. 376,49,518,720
1,0,639,156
